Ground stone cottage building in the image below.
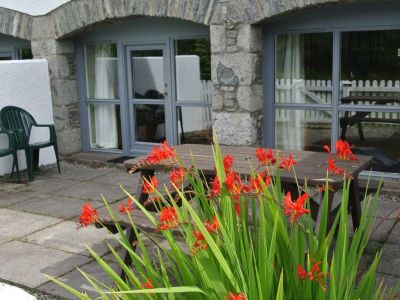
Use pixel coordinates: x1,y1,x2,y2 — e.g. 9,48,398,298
1,0,400,173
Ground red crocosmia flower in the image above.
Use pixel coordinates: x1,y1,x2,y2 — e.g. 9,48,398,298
327,157,345,176
279,154,297,171
297,259,329,291
210,176,221,197
256,148,276,166
142,176,158,194
297,264,307,280
141,278,154,289
146,141,175,164
158,207,179,231
246,172,271,192
234,197,241,216
204,216,219,233
169,167,185,186
119,197,134,213
335,139,357,161
283,192,310,223
79,203,98,226
323,145,331,154
223,155,234,172
191,230,208,255
226,292,247,300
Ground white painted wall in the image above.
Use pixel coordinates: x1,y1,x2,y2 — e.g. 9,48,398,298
0,0,70,16
0,59,56,175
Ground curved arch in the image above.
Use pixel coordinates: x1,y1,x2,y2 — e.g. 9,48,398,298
0,7,32,40
251,0,384,24
49,0,217,39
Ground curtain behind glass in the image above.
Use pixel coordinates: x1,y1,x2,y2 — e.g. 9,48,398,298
85,44,119,149
276,34,305,150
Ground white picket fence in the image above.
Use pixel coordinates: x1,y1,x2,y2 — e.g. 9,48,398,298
200,80,213,103
275,79,400,123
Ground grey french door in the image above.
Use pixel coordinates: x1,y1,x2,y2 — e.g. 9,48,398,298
125,43,173,153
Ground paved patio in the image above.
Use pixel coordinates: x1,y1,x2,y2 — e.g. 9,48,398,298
0,161,399,299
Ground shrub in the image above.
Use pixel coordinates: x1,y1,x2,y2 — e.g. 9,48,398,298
48,136,396,299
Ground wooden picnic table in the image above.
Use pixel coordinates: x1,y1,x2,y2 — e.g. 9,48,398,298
97,144,373,278
340,95,400,140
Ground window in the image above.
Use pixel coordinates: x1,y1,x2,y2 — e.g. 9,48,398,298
174,38,212,144
84,43,122,150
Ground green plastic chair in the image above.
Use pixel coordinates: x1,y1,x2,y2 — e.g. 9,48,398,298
0,106,60,181
0,130,20,181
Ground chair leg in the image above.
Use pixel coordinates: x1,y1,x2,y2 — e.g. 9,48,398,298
33,149,40,172
53,143,61,173
12,151,20,182
26,148,34,181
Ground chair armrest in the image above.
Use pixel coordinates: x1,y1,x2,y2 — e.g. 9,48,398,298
0,130,16,149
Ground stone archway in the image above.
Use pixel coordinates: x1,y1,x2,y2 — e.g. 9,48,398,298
0,7,31,40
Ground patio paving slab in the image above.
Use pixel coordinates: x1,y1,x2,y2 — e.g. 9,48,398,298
377,243,400,277
8,195,102,219
53,181,126,203
25,221,117,257
387,222,400,245
0,190,39,208
369,218,397,243
90,170,139,190
26,177,79,194
0,208,61,240
38,257,119,300
0,241,91,288
40,163,115,182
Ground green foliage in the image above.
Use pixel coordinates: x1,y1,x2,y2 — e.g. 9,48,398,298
47,136,396,299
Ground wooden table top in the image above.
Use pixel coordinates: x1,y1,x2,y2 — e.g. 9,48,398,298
125,144,373,189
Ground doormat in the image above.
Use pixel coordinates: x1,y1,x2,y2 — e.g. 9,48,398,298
107,156,136,164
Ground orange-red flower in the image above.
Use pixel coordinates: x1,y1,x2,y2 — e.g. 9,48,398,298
141,278,154,289
142,176,158,194
324,139,357,161
146,141,175,164
204,216,219,233
279,154,297,171
283,192,310,223
158,206,179,230
327,157,345,176
191,230,208,255
245,172,271,192
169,167,185,186
297,264,307,280
256,148,276,166
225,171,240,194
223,155,234,172
119,197,134,213
225,292,247,300
210,176,221,197
297,259,329,291
79,203,98,226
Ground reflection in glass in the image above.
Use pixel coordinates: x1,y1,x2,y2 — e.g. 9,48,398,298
177,106,212,144
341,30,400,106
175,39,212,102
0,56,12,60
275,109,331,151
88,104,122,150
275,33,332,104
18,48,33,59
84,43,119,99
131,50,165,100
340,111,400,172
134,104,165,143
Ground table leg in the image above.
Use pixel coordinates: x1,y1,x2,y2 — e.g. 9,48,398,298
340,111,350,140
120,227,139,280
349,178,362,230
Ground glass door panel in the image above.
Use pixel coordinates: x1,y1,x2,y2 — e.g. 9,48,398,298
340,29,400,173
275,32,333,104
127,45,170,151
